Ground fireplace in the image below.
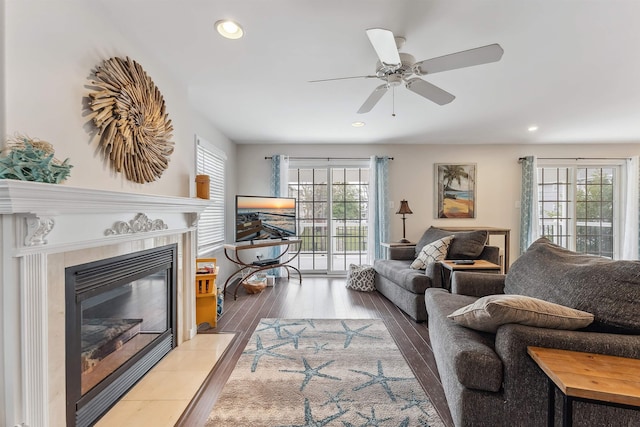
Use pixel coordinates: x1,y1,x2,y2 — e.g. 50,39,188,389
1,180,210,426
65,244,178,427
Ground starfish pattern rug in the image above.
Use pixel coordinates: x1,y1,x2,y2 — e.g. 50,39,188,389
207,318,444,426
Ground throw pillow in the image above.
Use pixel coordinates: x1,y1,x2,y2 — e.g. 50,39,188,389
415,227,488,259
447,294,594,333
345,264,376,292
410,235,454,269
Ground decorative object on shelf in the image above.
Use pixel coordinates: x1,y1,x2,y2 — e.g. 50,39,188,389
87,56,174,184
0,134,72,183
396,199,413,243
242,276,268,294
104,213,168,235
195,174,210,199
435,163,476,218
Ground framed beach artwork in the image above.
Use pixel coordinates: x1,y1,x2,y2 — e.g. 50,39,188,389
435,163,476,218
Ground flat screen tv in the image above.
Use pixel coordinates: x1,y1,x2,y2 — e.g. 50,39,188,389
235,195,296,242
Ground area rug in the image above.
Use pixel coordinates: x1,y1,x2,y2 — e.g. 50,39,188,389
207,318,444,426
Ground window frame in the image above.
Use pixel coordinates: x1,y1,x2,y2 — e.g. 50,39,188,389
536,159,625,258
195,136,226,255
288,159,370,274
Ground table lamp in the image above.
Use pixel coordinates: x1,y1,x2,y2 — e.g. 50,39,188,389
396,200,413,243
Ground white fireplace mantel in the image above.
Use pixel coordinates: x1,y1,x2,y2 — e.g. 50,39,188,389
0,180,211,427
0,180,211,255
0,180,211,215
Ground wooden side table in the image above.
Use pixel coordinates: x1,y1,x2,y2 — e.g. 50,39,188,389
439,260,501,290
381,242,416,248
436,227,511,272
528,346,640,427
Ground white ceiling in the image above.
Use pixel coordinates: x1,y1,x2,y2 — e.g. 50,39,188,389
93,0,640,145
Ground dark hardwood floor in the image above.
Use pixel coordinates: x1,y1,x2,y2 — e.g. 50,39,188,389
177,276,455,427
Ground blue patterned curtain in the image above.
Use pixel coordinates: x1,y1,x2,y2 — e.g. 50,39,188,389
269,155,290,276
519,156,538,255
622,156,639,259
368,156,390,263
270,154,289,197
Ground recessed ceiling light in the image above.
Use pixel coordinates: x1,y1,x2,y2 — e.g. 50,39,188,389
528,125,539,132
215,20,244,39
352,121,365,127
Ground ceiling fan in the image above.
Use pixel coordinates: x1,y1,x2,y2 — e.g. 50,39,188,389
310,28,504,114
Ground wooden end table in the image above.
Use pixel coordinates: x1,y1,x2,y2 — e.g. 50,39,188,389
439,260,501,290
527,346,640,427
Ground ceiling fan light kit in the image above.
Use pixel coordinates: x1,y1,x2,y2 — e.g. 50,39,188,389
311,28,504,114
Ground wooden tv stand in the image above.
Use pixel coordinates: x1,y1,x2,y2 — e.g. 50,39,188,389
222,238,302,300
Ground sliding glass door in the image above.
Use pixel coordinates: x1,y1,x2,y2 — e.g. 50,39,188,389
288,165,369,274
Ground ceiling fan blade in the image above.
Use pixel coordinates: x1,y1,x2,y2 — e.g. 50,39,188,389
308,75,377,83
405,78,455,105
366,28,401,67
413,43,504,75
357,84,388,114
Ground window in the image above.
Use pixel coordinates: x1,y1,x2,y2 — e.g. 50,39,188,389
288,164,369,273
196,137,225,255
537,163,621,258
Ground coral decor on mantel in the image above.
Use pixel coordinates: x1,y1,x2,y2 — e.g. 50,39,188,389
0,134,72,183
87,56,174,184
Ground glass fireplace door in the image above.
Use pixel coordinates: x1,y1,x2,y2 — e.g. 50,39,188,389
79,271,169,395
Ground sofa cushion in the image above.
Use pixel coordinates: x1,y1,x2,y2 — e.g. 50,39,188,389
425,289,503,392
373,259,434,294
505,238,640,333
448,294,595,333
410,235,454,269
415,227,488,260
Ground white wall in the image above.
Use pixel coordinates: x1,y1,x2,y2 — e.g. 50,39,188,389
237,142,640,266
0,1,6,145
4,1,233,197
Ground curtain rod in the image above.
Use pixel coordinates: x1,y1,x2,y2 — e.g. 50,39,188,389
264,156,394,160
518,156,630,163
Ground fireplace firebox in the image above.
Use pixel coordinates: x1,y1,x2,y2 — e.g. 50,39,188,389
65,244,177,427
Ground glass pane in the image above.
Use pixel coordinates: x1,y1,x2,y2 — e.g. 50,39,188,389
586,168,601,184
332,169,345,184
542,202,560,218
314,169,327,184
298,169,314,183
314,202,327,218
298,202,313,219
81,272,167,395
344,168,361,183
333,184,345,202
332,255,346,271
313,184,328,201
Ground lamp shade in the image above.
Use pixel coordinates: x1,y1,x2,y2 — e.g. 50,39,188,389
396,200,413,215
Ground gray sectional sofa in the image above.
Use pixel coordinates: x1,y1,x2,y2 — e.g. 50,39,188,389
373,227,500,322
425,238,640,426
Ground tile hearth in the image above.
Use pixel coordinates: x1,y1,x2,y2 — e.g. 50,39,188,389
96,333,234,426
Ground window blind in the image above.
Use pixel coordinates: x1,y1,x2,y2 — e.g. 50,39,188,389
196,140,225,254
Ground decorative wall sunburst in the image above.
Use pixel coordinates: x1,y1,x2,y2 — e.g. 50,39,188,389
87,57,174,184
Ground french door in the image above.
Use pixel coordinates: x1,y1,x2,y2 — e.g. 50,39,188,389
288,166,369,274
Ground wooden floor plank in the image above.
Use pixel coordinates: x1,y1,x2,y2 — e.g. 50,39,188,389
178,277,455,427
